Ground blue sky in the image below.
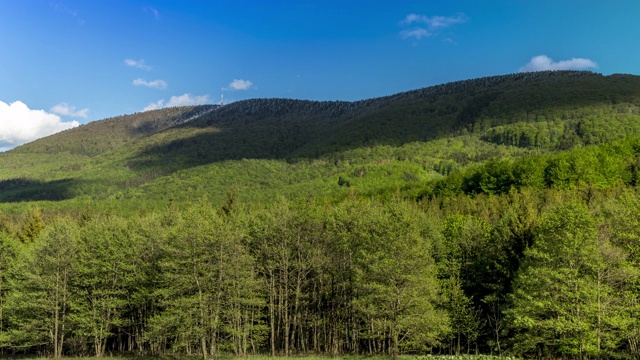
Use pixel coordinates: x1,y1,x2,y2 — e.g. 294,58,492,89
1,0,640,149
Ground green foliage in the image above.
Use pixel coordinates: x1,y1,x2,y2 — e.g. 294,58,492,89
4,71,640,359
6,219,79,357
0,231,19,346
440,215,491,355
73,216,139,356
17,207,45,243
148,201,264,358
2,71,640,209
1,187,640,358
506,202,637,358
350,200,449,358
427,137,639,199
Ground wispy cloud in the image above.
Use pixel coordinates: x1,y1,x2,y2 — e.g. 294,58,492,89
401,13,468,28
52,3,78,16
133,78,168,89
143,93,211,111
50,102,89,119
144,6,161,20
225,79,255,91
124,59,152,71
400,28,432,41
51,2,85,25
519,55,598,72
0,101,79,151
399,13,468,41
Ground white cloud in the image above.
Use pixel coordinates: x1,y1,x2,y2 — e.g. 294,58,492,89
50,102,89,119
400,13,468,41
0,101,79,150
400,28,432,40
166,94,210,107
225,79,254,91
519,55,598,72
143,100,165,112
143,93,211,112
401,13,468,28
133,78,168,89
401,14,426,26
124,59,151,71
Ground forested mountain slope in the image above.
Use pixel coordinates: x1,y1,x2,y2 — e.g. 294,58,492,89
11,105,218,157
136,71,640,164
4,71,640,359
1,71,640,207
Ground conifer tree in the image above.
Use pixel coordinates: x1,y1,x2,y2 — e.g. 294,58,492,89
17,208,44,244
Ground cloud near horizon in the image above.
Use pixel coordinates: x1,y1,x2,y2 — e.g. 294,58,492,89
50,102,89,119
124,59,151,71
225,79,254,91
519,55,597,72
0,101,79,151
400,13,468,41
143,93,211,111
133,78,168,89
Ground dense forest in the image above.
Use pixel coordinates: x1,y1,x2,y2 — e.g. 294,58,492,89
1,185,640,359
2,71,640,359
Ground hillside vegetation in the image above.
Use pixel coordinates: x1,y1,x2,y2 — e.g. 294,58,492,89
2,71,640,208
2,71,640,359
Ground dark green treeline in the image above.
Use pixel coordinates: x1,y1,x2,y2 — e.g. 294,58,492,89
1,186,640,359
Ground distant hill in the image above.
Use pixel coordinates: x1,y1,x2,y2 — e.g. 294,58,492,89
135,71,640,165
2,70,640,208
12,105,218,157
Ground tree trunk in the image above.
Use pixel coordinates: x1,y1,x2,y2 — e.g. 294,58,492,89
201,336,209,360
284,264,290,357
54,272,61,358
391,322,398,360
269,273,276,357
292,271,301,355
597,269,602,359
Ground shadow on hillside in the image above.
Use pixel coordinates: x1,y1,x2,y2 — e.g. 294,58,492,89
129,128,295,172
0,178,79,202
130,72,640,176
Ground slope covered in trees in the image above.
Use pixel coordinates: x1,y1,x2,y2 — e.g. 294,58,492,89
2,71,640,358
12,105,218,157
2,71,640,208
1,187,640,359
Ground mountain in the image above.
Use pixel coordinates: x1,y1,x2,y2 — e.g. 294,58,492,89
5,71,640,360
2,70,640,209
11,105,218,157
